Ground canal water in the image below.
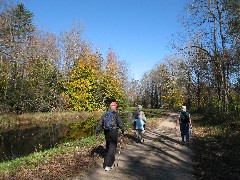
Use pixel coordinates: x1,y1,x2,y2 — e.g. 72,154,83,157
0,124,69,162
0,111,135,162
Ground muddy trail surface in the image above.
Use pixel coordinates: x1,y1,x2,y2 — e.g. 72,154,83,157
70,112,195,180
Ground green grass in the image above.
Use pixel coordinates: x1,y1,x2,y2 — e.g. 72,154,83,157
0,110,104,177
0,134,105,176
0,108,164,178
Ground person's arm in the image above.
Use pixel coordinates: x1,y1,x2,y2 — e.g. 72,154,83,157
96,116,103,136
189,114,192,128
116,112,125,133
132,112,136,124
141,111,147,122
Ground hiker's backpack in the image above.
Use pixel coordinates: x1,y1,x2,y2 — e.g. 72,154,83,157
180,111,190,124
103,111,115,130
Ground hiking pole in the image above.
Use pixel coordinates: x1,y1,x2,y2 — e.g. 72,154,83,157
116,133,123,167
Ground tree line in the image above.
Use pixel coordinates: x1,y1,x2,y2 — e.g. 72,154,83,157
129,0,239,119
0,1,128,113
0,0,239,120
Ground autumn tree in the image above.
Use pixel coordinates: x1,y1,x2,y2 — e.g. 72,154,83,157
60,22,84,81
223,0,240,115
23,29,63,112
64,49,104,111
102,49,128,109
126,79,141,106
0,3,64,113
0,3,35,113
175,0,238,114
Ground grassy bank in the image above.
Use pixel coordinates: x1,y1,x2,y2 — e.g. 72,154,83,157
0,108,164,179
191,113,240,179
0,135,105,179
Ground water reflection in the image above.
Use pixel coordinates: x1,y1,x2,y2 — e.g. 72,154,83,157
0,124,69,162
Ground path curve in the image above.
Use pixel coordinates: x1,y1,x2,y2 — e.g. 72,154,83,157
70,112,195,180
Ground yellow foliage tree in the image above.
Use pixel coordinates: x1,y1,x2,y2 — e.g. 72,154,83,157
102,49,127,109
64,51,104,111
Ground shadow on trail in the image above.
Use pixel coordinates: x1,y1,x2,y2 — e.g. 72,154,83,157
90,145,106,158
124,133,139,142
143,130,191,156
124,128,192,162
116,137,193,180
124,129,184,147
143,139,191,165
80,113,194,180
145,130,182,146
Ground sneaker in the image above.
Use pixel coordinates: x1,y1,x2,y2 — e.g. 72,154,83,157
104,166,110,171
181,141,185,145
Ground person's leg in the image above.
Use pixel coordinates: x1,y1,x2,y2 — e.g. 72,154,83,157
105,141,110,154
139,130,144,142
138,130,142,139
104,131,110,168
180,123,185,143
104,129,118,168
136,129,140,139
108,139,118,166
104,131,110,151
136,130,142,142
186,123,190,146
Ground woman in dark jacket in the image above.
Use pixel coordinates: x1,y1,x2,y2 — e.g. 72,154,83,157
96,102,125,171
179,106,192,146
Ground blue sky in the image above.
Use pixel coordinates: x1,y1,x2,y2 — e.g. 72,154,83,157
18,0,189,80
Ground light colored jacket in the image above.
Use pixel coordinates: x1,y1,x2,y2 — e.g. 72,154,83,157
139,111,146,122
135,119,145,130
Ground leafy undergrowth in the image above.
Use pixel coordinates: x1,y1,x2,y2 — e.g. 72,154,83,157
191,114,240,179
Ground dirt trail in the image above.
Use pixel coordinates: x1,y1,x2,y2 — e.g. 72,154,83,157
70,112,195,180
